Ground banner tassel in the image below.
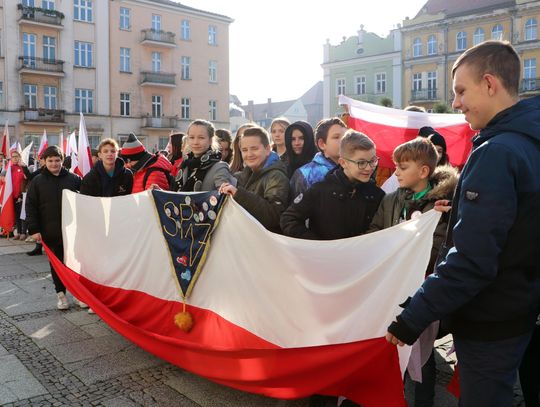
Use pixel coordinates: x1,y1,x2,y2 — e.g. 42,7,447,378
174,300,194,332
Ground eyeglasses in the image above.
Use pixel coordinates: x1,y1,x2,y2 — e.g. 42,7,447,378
343,156,379,170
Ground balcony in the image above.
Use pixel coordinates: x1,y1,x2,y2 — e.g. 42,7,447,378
18,4,64,28
411,89,438,102
521,78,540,93
140,71,176,87
19,56,65,77
140,29,176,48
21,108,65,124
143,116,178,129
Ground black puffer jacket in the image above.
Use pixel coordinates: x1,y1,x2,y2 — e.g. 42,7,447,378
280,167,384,240
25,167,81,245
80,158,133,197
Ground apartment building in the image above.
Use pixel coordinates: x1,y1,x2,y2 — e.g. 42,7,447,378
0,0,232,151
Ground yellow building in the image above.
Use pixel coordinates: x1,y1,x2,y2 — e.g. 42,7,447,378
402,0,540,111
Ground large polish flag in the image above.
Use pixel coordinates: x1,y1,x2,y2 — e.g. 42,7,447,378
51,190,441,406
339,95,476,168
77,113,93,177
37,130,49,158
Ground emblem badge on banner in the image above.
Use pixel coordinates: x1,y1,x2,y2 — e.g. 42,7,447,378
151,190,225,331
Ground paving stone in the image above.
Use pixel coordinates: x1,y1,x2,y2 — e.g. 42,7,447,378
0,355,47,404
79,322,116,338
101,395,142,407
15,315,92,348
47,335,132,364
64,310,101,327
2,296,57,317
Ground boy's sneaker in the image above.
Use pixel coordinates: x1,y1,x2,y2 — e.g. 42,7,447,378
88,308,95,314
78,300,89,309
56,292,69,310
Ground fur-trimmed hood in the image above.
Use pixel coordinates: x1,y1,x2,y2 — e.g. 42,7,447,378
426,165,459,201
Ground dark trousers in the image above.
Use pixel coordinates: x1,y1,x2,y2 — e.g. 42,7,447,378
14,199,25,235
48,242,66,294
520,324,540,407
414,350,436,407
454,331,533,407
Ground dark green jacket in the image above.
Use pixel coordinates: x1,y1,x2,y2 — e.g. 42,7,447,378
234,152,290,233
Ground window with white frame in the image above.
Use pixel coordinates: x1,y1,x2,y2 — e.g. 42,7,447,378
525,18,537,41
492,24,503,40
43,36,56,61
456,31,467,51
120,93,130,116
120,47,131,72
473,28,485,46
181,56,190,80
44,86,57,109
42,0,55,10
181,20,190,40
22,0,35,6
74,41,93,67
151,51,161,72
427,71,437,99
209,100,217,121
23,33,36,60
74,0,93,22
413,38,422,57
120,7,130,30
427,35,437,55
355,76,366,95
152,14,161,31
87,135,100,149
375,73,386,94
181,97,190,119
152,95,162,117
75,89,93,113
336,78,345,96
208,25,217,45
24,84,37,108
524,58,537,90
413,73,422,91
209,60,217,83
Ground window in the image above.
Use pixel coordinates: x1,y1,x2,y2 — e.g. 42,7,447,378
22,0,35,6
427,35,437,55
355,76,366,95
456,31,467,51
42,0,55,10
413,38,422,57
181,97,190,119
120,93,130,116
43,36,56,61
74,41,93,67
158,137,169,151
75,89,93,113
209,100,217,121
525,18,537,41
427,71,437,99
120,47,131,72
120,7,130,30
181,56,190,80
23,33,36,67
152,14,161,31
375,73,386,94
74,0,93,22
208,25,217,45
336,78,345,95
151,51,161,72
413,73,422,91
492,24,503,40
209,60,217,83
87,135,100,149
524,58,537,90
181,20,190,40
473,28,485,46
152,95,162,117
44,86,57,109
23,84,37,108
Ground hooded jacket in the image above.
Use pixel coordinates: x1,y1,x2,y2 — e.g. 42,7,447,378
281,166,384,240
389,95,540,344
289,152,337,199
233,152,290,233
132,153,173,193
80,158,133,197
284,121,317,177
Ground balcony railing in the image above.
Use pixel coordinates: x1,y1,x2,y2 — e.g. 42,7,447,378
18,4,64,26
140,71,176,86
143,116,178,128
411,89,438,101
141,29,176,45
21,108,65,123
19,56,64,73
521,78,540,92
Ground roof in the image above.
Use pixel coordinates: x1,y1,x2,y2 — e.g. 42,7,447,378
242,100,296,121
145,0,233,22
416,0,514,18
300,81,323,106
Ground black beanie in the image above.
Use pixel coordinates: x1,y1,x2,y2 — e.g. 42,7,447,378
428,132,447,153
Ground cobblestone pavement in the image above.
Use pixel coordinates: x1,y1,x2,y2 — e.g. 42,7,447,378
0,237,498,407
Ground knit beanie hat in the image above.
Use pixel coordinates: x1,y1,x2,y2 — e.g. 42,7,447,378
121,133,146,161
428,132,447,154
418,126,436,138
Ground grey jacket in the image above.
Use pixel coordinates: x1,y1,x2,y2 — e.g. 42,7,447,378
176,161,235,192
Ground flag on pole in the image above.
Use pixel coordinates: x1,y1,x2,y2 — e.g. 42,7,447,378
1,121,10,157
58,131,65,155
47,190,442,407
10,141,22,155
20,142,33,167
37,130,49,158
66,131,79,173
0,162,15,235
339,95,476,169
77,113,93,177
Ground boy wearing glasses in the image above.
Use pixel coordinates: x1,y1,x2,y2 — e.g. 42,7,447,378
280,130,384,240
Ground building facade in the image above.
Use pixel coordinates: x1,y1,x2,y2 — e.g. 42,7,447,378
0,0,232,152
322,26,402,117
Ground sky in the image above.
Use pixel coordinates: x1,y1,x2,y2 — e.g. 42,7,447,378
180,1,427,105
